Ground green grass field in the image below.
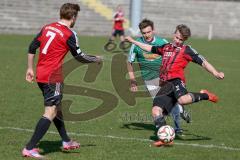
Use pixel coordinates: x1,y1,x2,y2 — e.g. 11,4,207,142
0,34,240,160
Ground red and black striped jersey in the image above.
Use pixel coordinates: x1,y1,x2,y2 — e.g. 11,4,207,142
28,22,98,83
151,43,205,83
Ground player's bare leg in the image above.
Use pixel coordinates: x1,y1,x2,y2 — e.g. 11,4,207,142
152,106,166,129
177,90,218,105
119,35,125,42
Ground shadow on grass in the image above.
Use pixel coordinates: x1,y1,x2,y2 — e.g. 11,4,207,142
174,132,212,141
122,122,155,131
122,122,211,142
38,140,96,155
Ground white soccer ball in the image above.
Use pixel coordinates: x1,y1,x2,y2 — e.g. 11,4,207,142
157,125,175,143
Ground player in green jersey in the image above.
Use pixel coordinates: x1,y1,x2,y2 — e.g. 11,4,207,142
127,19,190,135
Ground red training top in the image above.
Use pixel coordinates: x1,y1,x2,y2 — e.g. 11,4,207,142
113,11,124,30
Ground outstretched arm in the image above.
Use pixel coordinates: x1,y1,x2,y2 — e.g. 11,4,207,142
202,60,224,79
67,32,102,63
125,36,152,52
184,46,224,80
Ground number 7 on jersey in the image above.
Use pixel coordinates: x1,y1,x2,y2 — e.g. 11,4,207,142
42,31,56,54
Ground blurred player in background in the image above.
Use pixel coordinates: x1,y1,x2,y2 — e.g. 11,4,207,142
104,5,128,51
22,3,102,159
127,19,190,135
110,4,126,42
126,24,224,146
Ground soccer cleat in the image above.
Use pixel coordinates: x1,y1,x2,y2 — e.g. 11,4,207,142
63,140,80,150
175,129,183,135
153,140,174,147
22,148,44,159
180,109,191,123
200,89,218,103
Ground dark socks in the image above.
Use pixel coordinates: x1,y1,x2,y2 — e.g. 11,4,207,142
189,92,209,103
53,111,70,142
153,115,166,129
26,117,51,150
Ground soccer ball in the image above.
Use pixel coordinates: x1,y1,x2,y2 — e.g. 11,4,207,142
157,125,175,143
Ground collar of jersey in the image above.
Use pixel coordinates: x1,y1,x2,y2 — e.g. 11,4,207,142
57,21,69,28
142,36,156,44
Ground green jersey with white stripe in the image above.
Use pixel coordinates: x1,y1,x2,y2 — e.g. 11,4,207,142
128,36,168,80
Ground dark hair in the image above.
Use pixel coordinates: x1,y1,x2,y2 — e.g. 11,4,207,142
139,18,154,30
175,24,191,40
60,3,80,20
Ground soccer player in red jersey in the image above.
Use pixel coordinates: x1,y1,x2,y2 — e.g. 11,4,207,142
22,3,102,158
110,5,126,42
126,24,224,146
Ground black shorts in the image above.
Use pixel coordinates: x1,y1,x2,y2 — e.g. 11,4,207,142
153,78,188,115
112,29,124,37
38,82,63,106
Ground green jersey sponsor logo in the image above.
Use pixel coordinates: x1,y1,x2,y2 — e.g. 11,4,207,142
128,36,168,80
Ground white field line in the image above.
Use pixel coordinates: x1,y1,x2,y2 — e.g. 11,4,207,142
1,126,240,151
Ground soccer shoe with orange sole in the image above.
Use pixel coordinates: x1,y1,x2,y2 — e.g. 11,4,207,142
22,148,45,159
63,140,80,150
152,140,174,147
200,89,218,103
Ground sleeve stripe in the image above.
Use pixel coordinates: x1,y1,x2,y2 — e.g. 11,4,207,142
128,44,136,62
77,48,81,54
